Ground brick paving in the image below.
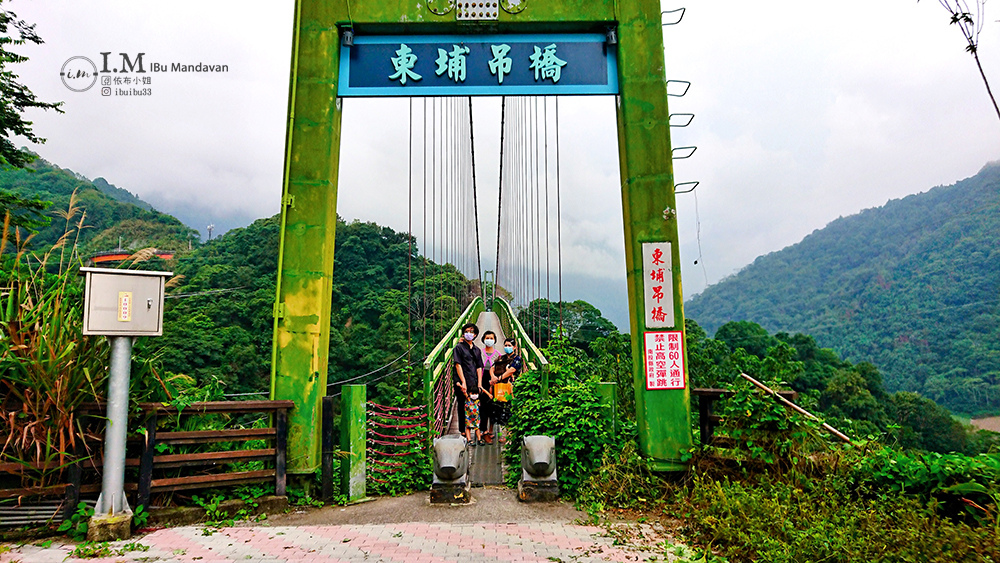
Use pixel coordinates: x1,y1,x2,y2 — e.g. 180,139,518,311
0,521,663,562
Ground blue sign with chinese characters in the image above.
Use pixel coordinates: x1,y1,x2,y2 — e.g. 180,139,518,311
338,33,618,97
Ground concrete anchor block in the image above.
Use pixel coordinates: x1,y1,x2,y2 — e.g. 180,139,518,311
87,511,132,542
518,435,559,502
431,435,471,504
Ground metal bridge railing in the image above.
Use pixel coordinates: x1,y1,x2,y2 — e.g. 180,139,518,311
424,297,486,436
492,297,548,370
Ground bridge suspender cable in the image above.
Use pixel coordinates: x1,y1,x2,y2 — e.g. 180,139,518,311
468,97,483,296
492,96,563,342
493,97,506,307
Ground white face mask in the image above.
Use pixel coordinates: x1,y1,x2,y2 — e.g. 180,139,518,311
484,338,495,347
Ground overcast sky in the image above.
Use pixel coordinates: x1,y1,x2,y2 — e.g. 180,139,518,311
10,0,1000,329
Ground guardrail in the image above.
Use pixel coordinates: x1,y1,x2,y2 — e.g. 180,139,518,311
423,297,485,436
492,297,549,394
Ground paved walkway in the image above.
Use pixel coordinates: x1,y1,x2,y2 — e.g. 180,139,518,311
3,521,655,562
0,490,677,563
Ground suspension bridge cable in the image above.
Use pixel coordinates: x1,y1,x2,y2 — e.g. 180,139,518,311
493,97,506,305
422,98,428,359
407,97,413,367
467,97,483,297
555,97,563,330
544,96,551,340
327,343,419,388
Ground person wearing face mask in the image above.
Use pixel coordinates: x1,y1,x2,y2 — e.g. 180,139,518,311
489,338,522,442
452,322,483,443
479,331,502,445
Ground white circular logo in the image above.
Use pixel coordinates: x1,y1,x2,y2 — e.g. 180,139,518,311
60,56,98,92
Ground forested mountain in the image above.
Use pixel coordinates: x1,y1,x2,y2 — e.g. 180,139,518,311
686,162,1000,416
0,157,197,251
154,214,477,399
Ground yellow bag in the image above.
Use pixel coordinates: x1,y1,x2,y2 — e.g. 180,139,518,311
494,381,513,402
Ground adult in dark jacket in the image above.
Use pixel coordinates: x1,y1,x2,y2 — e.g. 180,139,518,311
452,322,483,440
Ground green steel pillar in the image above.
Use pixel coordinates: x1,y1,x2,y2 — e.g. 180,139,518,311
616,0,694,470
270,0,345,473
340,384,366,501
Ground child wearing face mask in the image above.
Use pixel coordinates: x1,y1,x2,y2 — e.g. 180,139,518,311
479,331,502,445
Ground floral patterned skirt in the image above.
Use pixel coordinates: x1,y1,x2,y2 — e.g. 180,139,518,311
464,396,480,429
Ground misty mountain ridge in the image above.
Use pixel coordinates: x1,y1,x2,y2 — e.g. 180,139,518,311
0,156,199,252
686,160,1000,415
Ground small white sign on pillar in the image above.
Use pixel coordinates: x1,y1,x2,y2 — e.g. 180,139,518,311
642,242,674,328
644,331,686,390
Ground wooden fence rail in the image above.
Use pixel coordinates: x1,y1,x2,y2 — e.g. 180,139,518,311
692,388,798,446
0,400,292,527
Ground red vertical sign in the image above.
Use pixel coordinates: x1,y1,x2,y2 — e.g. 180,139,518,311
644,331,685,390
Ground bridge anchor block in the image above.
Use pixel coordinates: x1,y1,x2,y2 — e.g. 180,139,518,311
518,435,559,502
430,435,471,504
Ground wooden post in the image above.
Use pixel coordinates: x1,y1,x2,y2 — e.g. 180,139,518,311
64,441,83,522
275,408,288,496
340,385,366,502
137,411,157,510
698,397,713,446
321,396,336,501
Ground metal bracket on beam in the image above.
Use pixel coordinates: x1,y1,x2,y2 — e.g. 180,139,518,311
273,302,286,319
282,195,295,208
675,181,699,194
666,80,691,97
662,8,686,25
669,113,694,127
605,27,618,45
672,146,697,159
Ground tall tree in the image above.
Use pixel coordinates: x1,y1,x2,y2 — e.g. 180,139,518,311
923,0,1000,122
0,0,62,169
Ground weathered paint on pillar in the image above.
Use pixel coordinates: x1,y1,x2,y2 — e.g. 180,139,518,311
340,385,366,501
615,0,694,470
271,0,347,473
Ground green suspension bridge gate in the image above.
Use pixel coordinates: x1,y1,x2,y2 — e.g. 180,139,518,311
271,0,693,473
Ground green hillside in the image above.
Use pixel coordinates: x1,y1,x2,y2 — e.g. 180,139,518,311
153,214,478,401
686,162,1000,416
0,157,198,251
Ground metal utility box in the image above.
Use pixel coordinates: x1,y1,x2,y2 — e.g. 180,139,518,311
81,267,172,336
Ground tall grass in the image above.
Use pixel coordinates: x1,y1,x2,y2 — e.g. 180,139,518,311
0,193,109,488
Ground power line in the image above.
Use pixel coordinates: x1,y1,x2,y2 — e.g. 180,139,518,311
326,343,418,388
165,287,247,299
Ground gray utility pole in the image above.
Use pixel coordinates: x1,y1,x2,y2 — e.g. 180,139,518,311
94,336,133,517
80,267,171,541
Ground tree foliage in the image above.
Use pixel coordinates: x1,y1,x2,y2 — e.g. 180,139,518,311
0,0,62,169
0,157,198,250
686,318,996,454
155,214,478,407
687,162,1000,415
921,0,1000,122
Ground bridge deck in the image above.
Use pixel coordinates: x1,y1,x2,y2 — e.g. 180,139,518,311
443,311,507,486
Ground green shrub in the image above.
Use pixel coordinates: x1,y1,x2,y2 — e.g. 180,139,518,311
503,337,615,497
676,473,1000,562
